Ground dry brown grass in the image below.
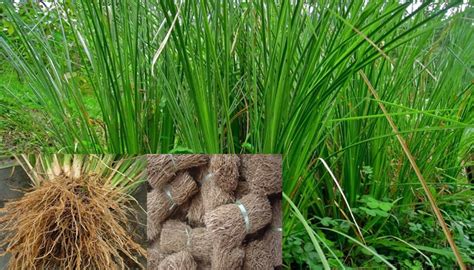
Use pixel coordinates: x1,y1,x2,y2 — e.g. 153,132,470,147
0,175,145,269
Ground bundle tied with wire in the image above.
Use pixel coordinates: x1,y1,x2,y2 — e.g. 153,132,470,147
243,238,273,270
235,181,250,199
188,155,241,225
148,172,198,230
242,198,282,269
158,251,197,270
240,155,282,196
204,193,272,248
200,167,235,214
160,220,212,263
186,191,205,226
263,198,283,267
186,166,208,226
148,240,165,269
211,246,245,270
147,216,162,241
209,155,240,192
148,155,209,190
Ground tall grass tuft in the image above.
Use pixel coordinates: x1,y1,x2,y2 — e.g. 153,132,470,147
1,0,473,268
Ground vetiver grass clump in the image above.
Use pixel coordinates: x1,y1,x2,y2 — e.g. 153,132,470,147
1,1,473,268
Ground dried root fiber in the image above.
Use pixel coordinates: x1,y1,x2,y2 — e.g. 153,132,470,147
160,220,212,263
240,155,282,196
243,239,273,270
148,240,165,270
265,198,283,267
186,191,205,226
147,154,282,270
148,173,198,226
148,189,174,226
235,181,250,199
0,175,145,270
147,214,162,241
209,155,240,193
148,155,209,189
158,251,197,270
201,170,235,213
211,246,245,270
204,193,272,247
166,172,199,205
159,220,188,253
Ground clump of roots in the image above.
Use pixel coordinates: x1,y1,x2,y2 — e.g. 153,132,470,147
0,175,145,270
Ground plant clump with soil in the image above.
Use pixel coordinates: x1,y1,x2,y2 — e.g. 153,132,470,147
0,155,147,270
0,174,145,269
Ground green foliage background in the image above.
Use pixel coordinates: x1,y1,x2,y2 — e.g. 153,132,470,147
1,0,473,268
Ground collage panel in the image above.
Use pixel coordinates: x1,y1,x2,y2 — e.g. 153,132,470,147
0,1,472,269
1,154,283,269
0,155,147,269
146,154,282,270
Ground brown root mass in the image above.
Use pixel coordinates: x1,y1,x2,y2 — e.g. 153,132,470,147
158,251,197,270
239,193,272,234
147,154,282,269
201,172,234,213
148,240,165,270
147,155,209,190
148,173,197,228
170,199,192,222
186,192,205,226
204,203,246,247
147,214,162,241
211,246,245,270
209,155,240,193
198,262,212,270
265,198,283,267
148,189,174,226
160,220,212,263
166,172,198,205
235,181,250,199
204,194,272,248
159,220,190,254
0,176,145,270
239,155,252,180
240,155,282,196
190,227,212,263
243,239,273,270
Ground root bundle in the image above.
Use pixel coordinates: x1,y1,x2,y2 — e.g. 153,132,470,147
240,155,282,196
209,155,240,192
211,246,245,270
160,220,212,263
243,239,273,270
148,240,165,269
148,215,162,241
0,175,145,270
158,251,197,270
148,155,209,189
187,191,205,226
266,198,283,267
201,172,235,213
148,172,198,225
235,181,250,199
205,193,272,247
